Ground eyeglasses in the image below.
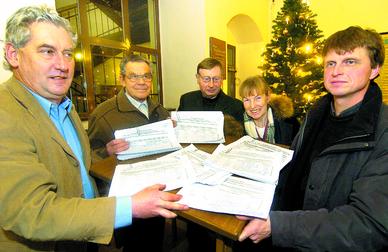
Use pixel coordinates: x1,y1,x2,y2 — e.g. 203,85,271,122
126,73,152,82
197,74,222,84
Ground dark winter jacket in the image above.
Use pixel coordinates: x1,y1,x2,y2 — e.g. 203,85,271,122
270,82,388,251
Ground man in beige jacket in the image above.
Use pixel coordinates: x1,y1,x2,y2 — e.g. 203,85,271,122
0,5,188,252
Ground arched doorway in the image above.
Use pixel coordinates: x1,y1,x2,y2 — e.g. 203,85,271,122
227,14,263,98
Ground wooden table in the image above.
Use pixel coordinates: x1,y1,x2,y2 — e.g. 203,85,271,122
90,143,247,252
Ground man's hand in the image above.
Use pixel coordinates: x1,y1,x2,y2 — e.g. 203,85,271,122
237,215,271,243
106,139,129,156
131,184,189,219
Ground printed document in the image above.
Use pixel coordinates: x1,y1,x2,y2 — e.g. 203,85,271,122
177,136,294,218
204,136,294,183
171,111,225,143
109,156,196,197
159,144,231,185
177,176,276,218
114,119,181,160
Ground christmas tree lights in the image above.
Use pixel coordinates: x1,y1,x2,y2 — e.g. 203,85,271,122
262,0,327,119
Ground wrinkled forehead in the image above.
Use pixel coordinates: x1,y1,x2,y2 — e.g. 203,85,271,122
125,61,151,73
198,66,222,75
27,21,74,46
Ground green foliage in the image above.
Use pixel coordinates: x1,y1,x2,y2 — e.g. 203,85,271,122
262,0,327,119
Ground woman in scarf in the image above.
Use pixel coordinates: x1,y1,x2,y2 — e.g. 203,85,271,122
239,76,299,145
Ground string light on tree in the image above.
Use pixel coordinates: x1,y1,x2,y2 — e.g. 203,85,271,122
262,0,327,120
302,43,313,54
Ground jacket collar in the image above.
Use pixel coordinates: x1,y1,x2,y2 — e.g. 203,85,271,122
4,77,89,167
116,88,160,113
305,81,381,144
207,90,227,110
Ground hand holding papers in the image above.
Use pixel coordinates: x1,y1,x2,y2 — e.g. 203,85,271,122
171,111,225,143
114,119,181,160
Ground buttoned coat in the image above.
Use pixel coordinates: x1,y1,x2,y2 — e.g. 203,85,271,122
0,77,116,252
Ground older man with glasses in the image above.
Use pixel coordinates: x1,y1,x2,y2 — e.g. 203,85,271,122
88,54,170,160
178,57,244,124
178,58,245,251
87,54,170,251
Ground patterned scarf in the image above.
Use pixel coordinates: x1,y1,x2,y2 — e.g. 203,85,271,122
243,107,275,143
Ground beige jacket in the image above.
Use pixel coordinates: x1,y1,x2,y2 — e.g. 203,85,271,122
0,77,116,251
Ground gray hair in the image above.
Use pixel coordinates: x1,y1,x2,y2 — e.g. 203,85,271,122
3,5,77,70
120,54,152,76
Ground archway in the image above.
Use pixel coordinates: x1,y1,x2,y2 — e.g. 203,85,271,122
227,14,263,98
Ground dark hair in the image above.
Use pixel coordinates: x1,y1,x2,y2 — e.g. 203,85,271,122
120,54,152,76
322,26,385,68
196,58,222,74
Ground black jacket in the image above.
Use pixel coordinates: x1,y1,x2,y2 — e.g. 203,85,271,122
270,82,388,251
178,90,244,123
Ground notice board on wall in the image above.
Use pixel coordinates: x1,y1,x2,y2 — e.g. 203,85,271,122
376,32,388,104
209,37,226,80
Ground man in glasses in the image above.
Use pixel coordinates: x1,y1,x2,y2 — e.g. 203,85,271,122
178,57,245,251
178,57,244,124
88,54,170,251
88,54,170,160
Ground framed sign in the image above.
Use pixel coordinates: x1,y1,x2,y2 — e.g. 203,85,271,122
209,37,226,79
376,32,388,104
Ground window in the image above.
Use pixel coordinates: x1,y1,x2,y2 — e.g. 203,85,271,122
56,0,162,115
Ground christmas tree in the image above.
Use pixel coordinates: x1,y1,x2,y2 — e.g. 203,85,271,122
262,0,326,119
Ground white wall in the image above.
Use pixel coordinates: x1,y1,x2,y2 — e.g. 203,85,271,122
0,0,55,83
159,0,207,109
159,0,270,109
205,0,270,93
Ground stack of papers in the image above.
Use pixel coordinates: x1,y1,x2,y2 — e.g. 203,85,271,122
171,111,225,143
108,156,195,197
114,120,181,160
108,144,229,197
159,144,231,185
108,135,294,219
177,136,294,218
204,136,293,183
177,176,276,218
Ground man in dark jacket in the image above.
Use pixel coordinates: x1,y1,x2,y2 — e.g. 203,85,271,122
88,55,170,251
179,57,245,252
88,54,170,160
238,26,388,251
178,57,244,124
